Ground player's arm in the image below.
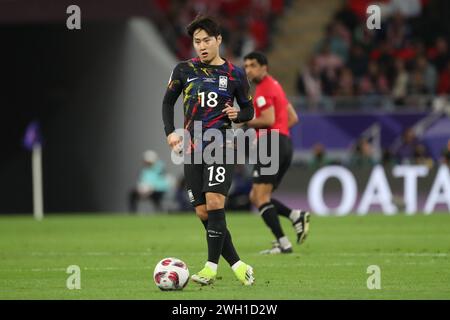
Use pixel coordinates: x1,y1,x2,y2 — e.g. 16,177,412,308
162,64,183,150
223,68,254,123
246,106,275,128
287,103,299,128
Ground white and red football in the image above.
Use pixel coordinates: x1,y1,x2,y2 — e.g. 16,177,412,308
153,257,189,291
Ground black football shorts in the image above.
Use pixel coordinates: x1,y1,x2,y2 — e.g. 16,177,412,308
252,133,293,190
184,146,235,207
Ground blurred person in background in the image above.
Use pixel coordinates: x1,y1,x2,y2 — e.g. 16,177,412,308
414,55,437,94
128,150,171,213
392,127,420,164
347,44,369,80
413,144,434,168
391,58,409,106
296,57,327,110
437,60,450,95
441,139,450,165
358,60,383,95
309,143,331,169
315,42,343,91
428,37,450,72
348,138,377,167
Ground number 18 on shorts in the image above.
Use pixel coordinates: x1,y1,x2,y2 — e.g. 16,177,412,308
184,162,234,207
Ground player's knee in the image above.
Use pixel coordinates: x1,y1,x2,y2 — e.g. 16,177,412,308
249,189,258,205
205,195,224,211
251,189,270,208
195,207,208,221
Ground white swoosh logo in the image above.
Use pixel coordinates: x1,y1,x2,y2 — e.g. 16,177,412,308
208,182,221,187
187,77,198,82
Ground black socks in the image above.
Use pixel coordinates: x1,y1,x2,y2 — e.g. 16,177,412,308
206,208,227,265
271,198,292,219
259,202,285,239
200,216,240,266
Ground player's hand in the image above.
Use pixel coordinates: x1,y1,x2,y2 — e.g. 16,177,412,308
222,103,239,121
167,132,182,154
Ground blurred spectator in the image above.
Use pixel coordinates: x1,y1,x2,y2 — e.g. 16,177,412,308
358,60,389,95
414,55,438,94
128,150,171,213
382,149,396,166
428,37,450,71
296,57,325,108
392,128,420,164
348,138,377,167
441,139,450,165
309,143,331,168
386,12,412,50
391,58,409,105
335,67,355,96
370,41,395,70
437,60,450,95
315,20,351,62
413,144,433,168
315,42,344,86
347,44,369,79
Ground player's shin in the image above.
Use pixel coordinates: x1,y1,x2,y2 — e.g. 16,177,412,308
259,202,292,251
206,209,227,265
271,198,300,221
200,218,240,266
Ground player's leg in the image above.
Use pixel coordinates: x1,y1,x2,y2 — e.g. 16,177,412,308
184,162,218,284
191,192,227,285
249,183,293,254
194,204,241,267
191,161,254,285
205,192,254,285
271,198,310,244
272,135,310,244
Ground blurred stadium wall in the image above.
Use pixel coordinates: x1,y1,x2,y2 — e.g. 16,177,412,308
1,1,183,213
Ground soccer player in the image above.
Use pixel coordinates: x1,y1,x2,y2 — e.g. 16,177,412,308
162,15,255,285
244,51,310,254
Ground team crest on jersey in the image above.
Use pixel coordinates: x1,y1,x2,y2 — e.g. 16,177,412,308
219,76,228,91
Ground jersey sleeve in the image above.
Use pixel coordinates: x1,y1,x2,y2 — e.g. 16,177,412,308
234,67,254,123
162,63,183,136
254,94,274,112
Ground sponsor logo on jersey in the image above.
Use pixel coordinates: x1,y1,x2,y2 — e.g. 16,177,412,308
203,78,216,83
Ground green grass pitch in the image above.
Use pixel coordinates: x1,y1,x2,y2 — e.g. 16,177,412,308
0,213,449,299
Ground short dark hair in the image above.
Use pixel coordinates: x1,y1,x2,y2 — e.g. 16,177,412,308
187,15,221,38
244,51,268,66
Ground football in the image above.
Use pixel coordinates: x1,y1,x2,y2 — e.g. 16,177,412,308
153,257,189,291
